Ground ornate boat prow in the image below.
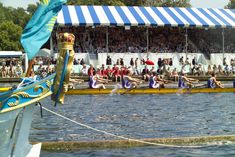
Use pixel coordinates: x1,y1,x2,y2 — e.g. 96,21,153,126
0,74,55,113
0,0,69,156
0,74,55,157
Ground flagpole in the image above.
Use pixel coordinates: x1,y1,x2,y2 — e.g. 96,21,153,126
25,60,34,77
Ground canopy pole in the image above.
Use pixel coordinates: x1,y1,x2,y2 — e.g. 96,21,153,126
185,28,188,58
147,27,149,58
106,27,109,53
222,28,225,60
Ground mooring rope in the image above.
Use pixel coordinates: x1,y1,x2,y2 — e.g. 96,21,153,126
40,105,205,148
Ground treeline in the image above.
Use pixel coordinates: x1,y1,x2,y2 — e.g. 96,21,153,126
0,2,39,51
0,0,234,51
67,0,191,7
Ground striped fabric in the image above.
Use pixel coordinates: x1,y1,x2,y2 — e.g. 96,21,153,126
56,5,235,28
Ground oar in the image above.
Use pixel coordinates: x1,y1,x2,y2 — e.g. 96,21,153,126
164,79,174,84
193,83,207,88
120,87,134,95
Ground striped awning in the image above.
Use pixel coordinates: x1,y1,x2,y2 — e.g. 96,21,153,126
56,5,235,28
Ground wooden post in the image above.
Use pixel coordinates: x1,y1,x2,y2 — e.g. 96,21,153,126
25,60,34,77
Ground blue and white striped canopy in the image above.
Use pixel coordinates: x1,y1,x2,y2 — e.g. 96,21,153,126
56,5,235,28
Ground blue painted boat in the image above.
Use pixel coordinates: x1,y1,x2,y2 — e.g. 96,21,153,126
0,74,55,157
0,1,69,156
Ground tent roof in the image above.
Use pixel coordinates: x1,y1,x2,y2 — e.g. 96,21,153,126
0,51,22,58
56,5,235,28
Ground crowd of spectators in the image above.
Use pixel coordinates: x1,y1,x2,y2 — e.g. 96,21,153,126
52,26,235,54
1,26,234,80
52,27,198,54
0,58,23,78
72,56,235,83
1,55,235,81
189,29,235,54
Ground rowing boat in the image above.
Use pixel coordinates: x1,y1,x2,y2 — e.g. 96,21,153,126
67,88,235,95
0,87,11,92
1,87,235,94
67,88,235,94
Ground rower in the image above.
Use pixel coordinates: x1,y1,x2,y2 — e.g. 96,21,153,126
122,70,142,89
233,79,235,88
149,72,167,88
178,73,199,88
89,71,107,89
207,73,224,88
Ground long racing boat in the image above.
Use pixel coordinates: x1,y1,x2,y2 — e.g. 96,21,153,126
1,87,235,95
65,87,235,95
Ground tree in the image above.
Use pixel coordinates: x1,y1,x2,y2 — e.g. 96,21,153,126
67,0,125,5
11,7,31,28
0,3,6,23
143,0,164,7
27,3,40,15
161,0,191,7
67,0,191,7
0,21,23,51
226,0,235,9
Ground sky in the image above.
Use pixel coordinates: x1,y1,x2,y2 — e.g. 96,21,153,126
0,0,231,8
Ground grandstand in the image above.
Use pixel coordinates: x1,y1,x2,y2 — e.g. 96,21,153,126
49,5,235,74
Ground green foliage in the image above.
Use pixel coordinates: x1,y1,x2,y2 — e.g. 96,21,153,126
27,3,39,15
226,0,235,9
161,0,191,7
11,8,31,28
67,0,125,5
67,0,191,7
0,21,22,51
0,2,31,51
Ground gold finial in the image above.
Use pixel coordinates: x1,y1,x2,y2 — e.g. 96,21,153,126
57,33,75,50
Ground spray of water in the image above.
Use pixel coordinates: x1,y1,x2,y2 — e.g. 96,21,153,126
110,84,122,96
176,88,184,96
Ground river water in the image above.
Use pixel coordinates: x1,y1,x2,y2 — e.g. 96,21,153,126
30,93,235,157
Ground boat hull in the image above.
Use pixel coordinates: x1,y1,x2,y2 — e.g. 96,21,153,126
0,74,55,113
1,86,235,95
65,88,235,95
0,74,55,157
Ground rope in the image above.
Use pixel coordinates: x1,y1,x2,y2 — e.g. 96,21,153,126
40,105,204,148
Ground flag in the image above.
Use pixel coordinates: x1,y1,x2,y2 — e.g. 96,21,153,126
21,0,67,60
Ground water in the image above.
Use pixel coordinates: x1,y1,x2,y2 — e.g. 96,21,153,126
29,93,235,156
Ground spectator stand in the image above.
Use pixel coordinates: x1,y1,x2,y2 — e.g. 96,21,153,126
55,5,234,57
51,5,235,77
